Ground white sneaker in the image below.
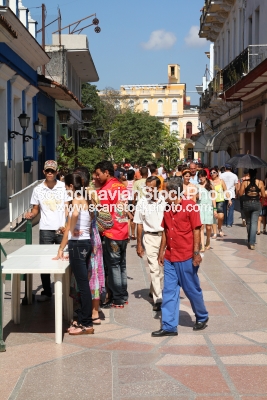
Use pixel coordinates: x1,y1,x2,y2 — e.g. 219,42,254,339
37,295,51,302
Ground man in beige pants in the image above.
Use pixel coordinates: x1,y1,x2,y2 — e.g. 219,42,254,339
134,176,166,311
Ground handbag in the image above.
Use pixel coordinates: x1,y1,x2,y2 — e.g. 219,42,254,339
96,209,114,233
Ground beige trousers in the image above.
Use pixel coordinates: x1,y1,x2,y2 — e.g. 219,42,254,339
143,233,164,304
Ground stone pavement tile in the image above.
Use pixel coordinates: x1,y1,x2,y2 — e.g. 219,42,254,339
215,345,267,356
167,334,206,345
239,331,267,344
122,397,189,400
0,341,81,370
4,332,49,347
156,354,216,366
209,334,253,345
246,283,267,292
125,332,166,345
203,291,222,301
221,354,267,365
199,281,214,290
217,255,246,261
222,260,252,268
119,380,191,398
248,263,267,273
182,300,232,316
0,368,23,400
158,345,211,356
117,352,160,366
118,366,165,384
241,397,267,400
226,366,267,394
14,350,112,400
196,397,234,400
158,366,231,394
234,275,267,283
94,327,142,340
231,268,266,275
257,293,267,302
62,335,115,348
101,341,154,352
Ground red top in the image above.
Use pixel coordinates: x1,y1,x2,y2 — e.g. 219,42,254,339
98,178,128,240
161,199,202,262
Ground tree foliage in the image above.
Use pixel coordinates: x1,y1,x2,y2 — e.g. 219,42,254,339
56,134,76,174
160,131,181,170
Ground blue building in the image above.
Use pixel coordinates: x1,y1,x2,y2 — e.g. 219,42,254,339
0,0,49,208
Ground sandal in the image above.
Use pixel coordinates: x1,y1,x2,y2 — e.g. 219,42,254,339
131,235,136,240
111,303,124,309
69,324,94,335
219,230,224,237
211,234,217,239
205,243,211,250
66,320,79,333
256,231,261,235
92,318,101,325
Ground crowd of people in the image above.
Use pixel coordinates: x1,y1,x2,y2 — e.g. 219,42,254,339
25,158,266,337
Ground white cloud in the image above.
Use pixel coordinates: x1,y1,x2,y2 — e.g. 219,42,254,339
141,30,177,51
184,26,207,48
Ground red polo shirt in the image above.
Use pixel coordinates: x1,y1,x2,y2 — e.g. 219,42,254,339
98,178,128,241
161,199,202,262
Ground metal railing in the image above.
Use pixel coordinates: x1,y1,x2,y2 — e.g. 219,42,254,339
222,45,267,91
9,180,42,231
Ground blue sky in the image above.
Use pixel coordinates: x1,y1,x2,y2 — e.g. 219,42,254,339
26,0,209,104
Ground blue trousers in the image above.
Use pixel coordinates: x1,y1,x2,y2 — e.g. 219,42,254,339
161,258,208,333
223,199,235,226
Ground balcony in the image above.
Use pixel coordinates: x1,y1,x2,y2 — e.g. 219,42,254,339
199,0,234,42
222,45,267,92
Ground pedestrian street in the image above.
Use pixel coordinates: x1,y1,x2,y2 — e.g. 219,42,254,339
1,214,267,400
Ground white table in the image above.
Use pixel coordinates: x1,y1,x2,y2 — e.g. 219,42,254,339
2,245,72,344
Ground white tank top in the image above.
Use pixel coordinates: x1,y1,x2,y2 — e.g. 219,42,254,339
68,209,91,240
127,180,134,200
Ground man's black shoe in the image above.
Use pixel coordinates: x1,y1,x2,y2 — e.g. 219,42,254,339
149,292,153,299
153,303,162,311
193,317,209,331
151,329,178,337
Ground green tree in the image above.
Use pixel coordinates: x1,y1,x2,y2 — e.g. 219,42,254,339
77,146,106,173
111,111,165,164
160,130,181,170
56,134,76,174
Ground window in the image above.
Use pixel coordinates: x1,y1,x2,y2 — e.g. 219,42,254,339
157,100,163,114
114,100,120,110
172,99,178,114
187,147,193,160
248,16,252,46
129,99,134,110
255,9,259,45
170,66,175,76
170,121,178,133
186,122,192,138
143,100,148,112
227,30,230,64
233,19,236,59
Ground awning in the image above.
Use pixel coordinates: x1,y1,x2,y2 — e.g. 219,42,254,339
205,127,239,153
193,134,210,152
238,121,248,134
38,75,83,110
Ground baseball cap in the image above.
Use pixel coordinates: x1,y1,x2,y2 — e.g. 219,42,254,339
44,160,58,171
124,163,130,168
225,163,232,169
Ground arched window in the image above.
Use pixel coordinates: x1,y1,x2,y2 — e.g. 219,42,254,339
157,99,163,114
172,99,178,114
170,121,178,133
129,99,134,110
186,121,192,138
114,100,120,110
143,100,149,112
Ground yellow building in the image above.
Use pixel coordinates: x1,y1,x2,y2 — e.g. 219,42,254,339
119,65,200,160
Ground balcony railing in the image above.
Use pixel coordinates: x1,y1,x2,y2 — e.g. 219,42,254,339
222,45,267,91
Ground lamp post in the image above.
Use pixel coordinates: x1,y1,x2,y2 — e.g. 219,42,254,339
8,113,43,142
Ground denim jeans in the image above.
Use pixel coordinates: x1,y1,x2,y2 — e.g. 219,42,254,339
240,197,245,220
223,199,235,226
68,239,92,327
39,230,63,296
243,200,261,245
102,237,128,305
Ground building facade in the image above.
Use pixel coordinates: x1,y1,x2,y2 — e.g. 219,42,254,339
119,65,200,161
198,0,267,175
0,0,49,208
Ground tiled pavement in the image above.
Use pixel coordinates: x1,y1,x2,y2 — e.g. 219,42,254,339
1,213,267,400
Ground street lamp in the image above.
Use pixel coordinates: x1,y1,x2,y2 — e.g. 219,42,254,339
9,113,43,142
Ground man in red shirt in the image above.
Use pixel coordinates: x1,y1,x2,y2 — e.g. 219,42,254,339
151,177,208,337
95,161,129,308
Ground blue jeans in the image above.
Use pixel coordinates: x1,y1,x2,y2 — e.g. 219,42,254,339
223,199,235,226
161,258,208,333
243,200,261,245
68,240,92,327
39,230,63,296
102,237,128,305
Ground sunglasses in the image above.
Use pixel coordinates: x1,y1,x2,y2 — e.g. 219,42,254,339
210,171,217,175
45,169,56,174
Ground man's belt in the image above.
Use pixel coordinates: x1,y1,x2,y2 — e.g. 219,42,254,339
144,231,163,236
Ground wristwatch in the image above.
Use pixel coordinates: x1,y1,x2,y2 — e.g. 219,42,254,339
194,251,200,256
